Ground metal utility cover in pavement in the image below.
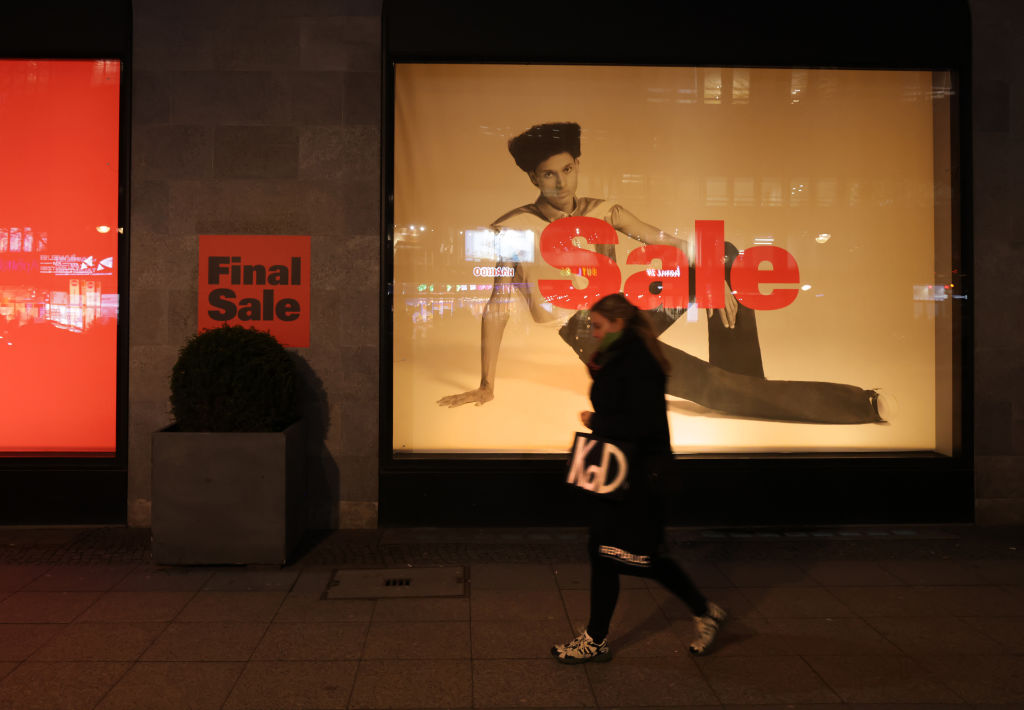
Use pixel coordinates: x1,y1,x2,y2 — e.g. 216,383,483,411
326,567,466,599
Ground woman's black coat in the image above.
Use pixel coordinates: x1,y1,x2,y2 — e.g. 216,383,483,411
583,327,672,556
588,329,672,458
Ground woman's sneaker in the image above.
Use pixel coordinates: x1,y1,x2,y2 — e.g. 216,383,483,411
689,602,727,655
551,629,612,664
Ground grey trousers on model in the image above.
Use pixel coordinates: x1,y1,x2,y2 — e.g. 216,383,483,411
558,247,881,424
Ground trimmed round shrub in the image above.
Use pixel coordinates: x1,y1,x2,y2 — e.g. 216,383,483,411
170,325,299,432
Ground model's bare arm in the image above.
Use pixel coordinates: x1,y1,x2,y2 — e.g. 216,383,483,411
437,262,520,407
608,203,686,250
608,204,738,328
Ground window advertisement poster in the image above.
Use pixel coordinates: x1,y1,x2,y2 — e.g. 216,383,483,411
0,59,122,454
392,64,958,456
198,234,311,348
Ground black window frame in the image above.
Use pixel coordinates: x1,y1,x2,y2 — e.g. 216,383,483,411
380,0,973,526
0,0,132,523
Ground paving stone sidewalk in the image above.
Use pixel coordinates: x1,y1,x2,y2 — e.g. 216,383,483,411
0,524,1022,709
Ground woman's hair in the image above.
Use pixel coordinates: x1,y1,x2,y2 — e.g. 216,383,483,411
590,293,670,374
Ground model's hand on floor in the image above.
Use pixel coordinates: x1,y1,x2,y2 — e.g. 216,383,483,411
437,387,495,407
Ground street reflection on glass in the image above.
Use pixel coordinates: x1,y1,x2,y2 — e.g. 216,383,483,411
0,60,121,453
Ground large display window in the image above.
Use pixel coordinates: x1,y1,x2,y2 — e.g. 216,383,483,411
392,64,959,456
1,0,130,523
0,59,122,454
381,0,970,525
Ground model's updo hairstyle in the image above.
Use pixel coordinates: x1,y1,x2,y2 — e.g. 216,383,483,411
507,122,582,173
590,293,670,375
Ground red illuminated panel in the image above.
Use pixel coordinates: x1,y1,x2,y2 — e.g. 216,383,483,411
0,60,121,453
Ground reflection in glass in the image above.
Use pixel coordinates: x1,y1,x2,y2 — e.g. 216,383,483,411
789,179,809,207
464,228,535,263
761,179,783,207
732,69,750,104
703,69,722,104
734,178,755,207
704,178,728,207
790,69,807,103
816,179,838,207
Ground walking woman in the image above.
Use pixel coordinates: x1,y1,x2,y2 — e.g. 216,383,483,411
551,293,726,664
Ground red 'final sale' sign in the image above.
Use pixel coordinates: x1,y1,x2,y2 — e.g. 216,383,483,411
198,235,311,347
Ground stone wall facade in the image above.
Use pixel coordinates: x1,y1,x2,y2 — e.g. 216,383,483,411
128,0,382,529
126,0,1023,528
971,0,1024,524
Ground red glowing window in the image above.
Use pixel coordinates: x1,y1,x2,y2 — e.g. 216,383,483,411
0,59,121,454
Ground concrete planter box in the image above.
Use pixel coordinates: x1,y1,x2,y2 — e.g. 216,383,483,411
151,420,305,565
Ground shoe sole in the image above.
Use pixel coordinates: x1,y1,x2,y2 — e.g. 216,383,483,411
551,649,613,665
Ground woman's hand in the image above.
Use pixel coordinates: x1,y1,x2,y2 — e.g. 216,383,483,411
579,411,594,428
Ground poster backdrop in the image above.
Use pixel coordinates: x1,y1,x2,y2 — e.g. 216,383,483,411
0,60,121,453
392,64,955,454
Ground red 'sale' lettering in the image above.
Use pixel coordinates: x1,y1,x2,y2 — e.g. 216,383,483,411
537,216,620,310
731,245,800,310
695,220,725,309
536,216,802,312
623,245,688,310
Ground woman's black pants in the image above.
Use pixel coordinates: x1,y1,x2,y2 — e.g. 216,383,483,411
586,539,708,643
